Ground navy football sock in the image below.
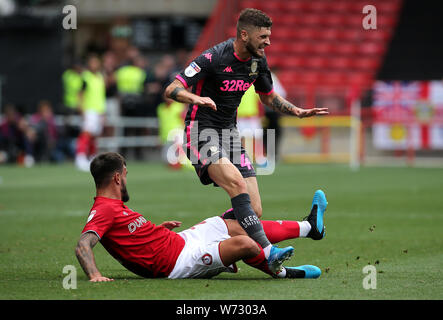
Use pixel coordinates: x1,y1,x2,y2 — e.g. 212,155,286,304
231,193,271,249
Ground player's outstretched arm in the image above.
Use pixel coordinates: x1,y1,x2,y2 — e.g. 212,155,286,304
260,91,329,118
164,79,217,111
75,232,114,282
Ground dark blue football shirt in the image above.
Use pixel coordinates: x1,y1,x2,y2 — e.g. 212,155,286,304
176,38,274,129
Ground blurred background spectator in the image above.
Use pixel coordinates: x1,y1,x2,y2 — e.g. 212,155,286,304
156,96,190,170
30,100,60,163
0,103,35,167
75,54,107,171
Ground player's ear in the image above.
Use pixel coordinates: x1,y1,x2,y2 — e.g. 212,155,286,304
240,29,249,42
113,171,121,185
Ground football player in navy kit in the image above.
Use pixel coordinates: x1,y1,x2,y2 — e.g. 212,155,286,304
164,8,328,275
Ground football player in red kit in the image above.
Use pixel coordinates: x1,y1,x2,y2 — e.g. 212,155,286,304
75,152,327,281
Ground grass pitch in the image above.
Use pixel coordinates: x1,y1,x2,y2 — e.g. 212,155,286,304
0,162,442,300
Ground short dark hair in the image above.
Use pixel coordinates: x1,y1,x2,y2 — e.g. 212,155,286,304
237,8,272,37
90,152,126,188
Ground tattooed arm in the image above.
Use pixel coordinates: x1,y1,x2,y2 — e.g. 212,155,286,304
164,79,217,111
259,91,329,118
75,232,113,282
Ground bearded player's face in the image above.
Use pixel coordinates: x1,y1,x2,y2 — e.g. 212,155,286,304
245,27,271,58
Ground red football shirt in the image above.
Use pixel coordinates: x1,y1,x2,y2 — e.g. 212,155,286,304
81,196,185,278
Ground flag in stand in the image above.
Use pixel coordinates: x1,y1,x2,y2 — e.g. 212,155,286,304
428,80,443,149
372,80,443,150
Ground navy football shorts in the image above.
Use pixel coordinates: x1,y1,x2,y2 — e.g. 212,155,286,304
183,127,256,186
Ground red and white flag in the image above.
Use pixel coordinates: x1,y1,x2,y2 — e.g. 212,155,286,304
372,80,443,150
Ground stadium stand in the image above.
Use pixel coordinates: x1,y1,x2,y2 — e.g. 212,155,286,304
236,0,402,108
193,0,403,114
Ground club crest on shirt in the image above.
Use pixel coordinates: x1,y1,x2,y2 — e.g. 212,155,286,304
185,61,201,77
249,60,258,76
201,253,213,265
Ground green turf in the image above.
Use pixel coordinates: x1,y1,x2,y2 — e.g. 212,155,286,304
0,162,442,300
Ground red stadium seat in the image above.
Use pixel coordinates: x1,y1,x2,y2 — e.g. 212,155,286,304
310,42,334,55
287,42,314,54
295,28,320,40
260,1,284,14
281,1,308,12
359,42,385,55
377,1,402,14
294,71,321,85
352,1,399,14
279,14,298,26
337,29,363,41
329,1,353,13
280,56,306,69
306,1,334,12
320,72,347,86
329,57,353,70
305,57,328,69
350,1,370,13
347,72,373,88
320,28,340,41
266,55,279,68
352,58,381,70
333,43,359,55
362,29,392,41
298,14,323,26
271,27,293,40
321,14,345,27
268,41,286,52
240,0,261,9
344,15,364,27
240,0,261,10
278,71,298,86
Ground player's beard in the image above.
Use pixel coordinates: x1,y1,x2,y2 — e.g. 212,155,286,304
121,181,130,202
245,40,264,58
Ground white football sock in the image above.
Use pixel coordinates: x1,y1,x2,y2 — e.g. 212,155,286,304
263,244,272,259
298,221,312,237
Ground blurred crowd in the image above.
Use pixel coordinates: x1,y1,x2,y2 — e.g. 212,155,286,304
0,21,285,168
0,43,190,167
0,100,74,167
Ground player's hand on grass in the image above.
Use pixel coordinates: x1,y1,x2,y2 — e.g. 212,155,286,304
296,107,329,118
191,96,217,111
160,221,182,230
89,274,114,282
